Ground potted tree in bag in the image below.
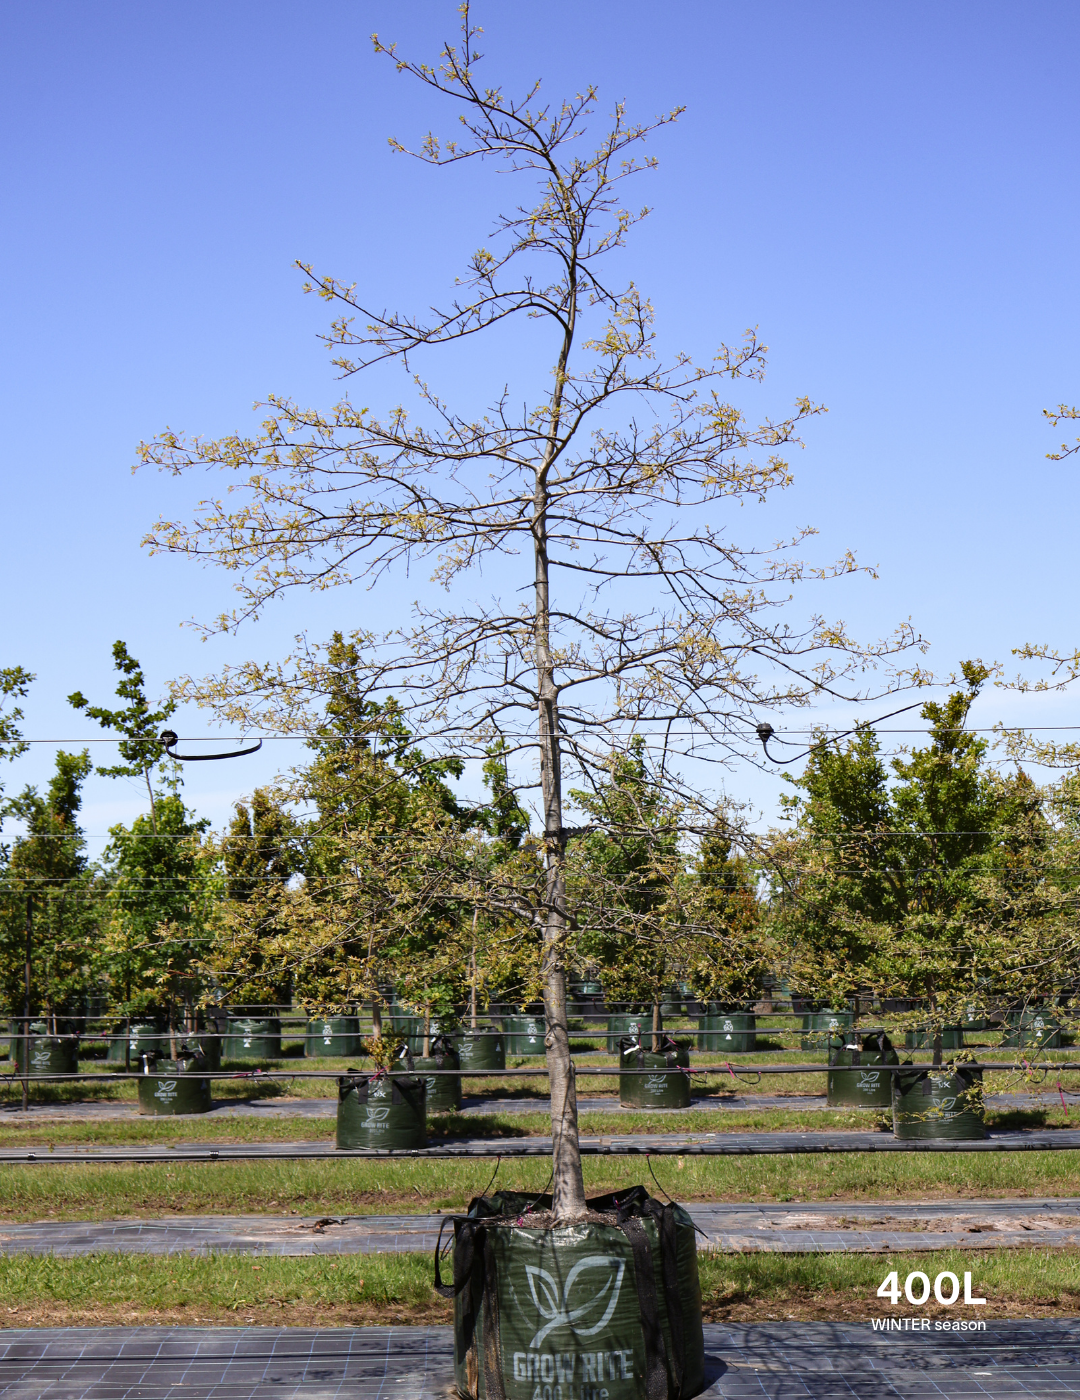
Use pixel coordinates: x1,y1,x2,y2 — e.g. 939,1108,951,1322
143,10,925,1393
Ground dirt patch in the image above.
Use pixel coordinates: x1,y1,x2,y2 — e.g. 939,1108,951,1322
775,1212,1080,1233
0,1299,454,1328
702,1292,1080,1322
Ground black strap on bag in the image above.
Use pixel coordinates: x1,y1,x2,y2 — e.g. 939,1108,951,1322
433,1214,461,1298
644,1201,686,1400
618,1215,669,1400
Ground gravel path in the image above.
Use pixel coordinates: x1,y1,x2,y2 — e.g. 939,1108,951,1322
4,1199,1080,1257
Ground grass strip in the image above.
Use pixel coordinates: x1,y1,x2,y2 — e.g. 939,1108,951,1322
1,1247,1076,1327
0,1103,1072,1150
2,1152,1080,1221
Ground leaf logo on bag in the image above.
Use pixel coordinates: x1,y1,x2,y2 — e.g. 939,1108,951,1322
524,1256,625,1348
364,1105,391,1124
154,1080,177,1101
858,1071,880,1090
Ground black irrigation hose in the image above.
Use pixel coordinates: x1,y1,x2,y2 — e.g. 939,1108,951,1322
5,1136,1080,1164
5,1061,1080,1081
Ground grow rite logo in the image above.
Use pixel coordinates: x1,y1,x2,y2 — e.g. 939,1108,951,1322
154,1080,178,1103
645,1075,669,1093
858,1071,881,1093
523,1257,625,1348
30,1050,51,1069
363,1105,391,1129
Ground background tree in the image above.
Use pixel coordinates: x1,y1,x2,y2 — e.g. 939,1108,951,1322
139,12,922,1219
0,750,101,1032
687,815,768,1010
0,667,33,806
570,740,685,1049
772,663,1019,1061
69,641,178,834
102,795,214,1053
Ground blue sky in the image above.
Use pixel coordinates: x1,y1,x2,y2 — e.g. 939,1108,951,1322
2,1,1079,851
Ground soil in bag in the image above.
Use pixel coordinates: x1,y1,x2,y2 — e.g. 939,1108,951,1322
137,1044,213,1115
827,1029,898,1108
892,1061,985,1140
456,1024,506,1072
13,1023,79,1075
304,1015,362,1057
411,1034,462,1113
437,1184,705,1400
337,1067,427,1149
225,1017,282,1060
619,1035,691,1109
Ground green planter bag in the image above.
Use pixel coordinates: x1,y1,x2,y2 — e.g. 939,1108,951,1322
800,1010,853,1050
607,1011,657,1054
568,978,604,1015
1002,1009,1063,1050
411,1035,463,1113
659,988,685,1018
225,1017,282,1060
191,1031,222,1072
437,1184,705,1400
892,1062,985,1140
619,1036,691,1109
106,1024,162,1065
304,1015,362,1057
137,1045,213,1116
696,1009,755,1054
904,1026,964,1051
503,1014,545,1056
336,1066,427,1149
827,1030,898,1108
391,1005,451,1054
456,1024,506,1073
13,1023,79,1075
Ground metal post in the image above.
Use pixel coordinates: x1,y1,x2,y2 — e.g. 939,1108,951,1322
22,895,32,1112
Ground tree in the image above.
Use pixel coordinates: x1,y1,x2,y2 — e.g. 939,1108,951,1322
772,663,1016,1061
102,794,214,1050
69,641,178,834
688,815,768,1008
570,740,685,1048
0,749,102,1031
0,667,33,805
138,11,922,1219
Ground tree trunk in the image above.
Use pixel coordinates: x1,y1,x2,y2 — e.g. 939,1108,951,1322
423,1005,431,1060
371,997,382,1040
534,349,587,1222
144,765,158,836
652,997,661,1054
470,910,478,1031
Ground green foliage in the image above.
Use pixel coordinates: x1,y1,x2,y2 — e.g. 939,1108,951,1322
0,749,103,1023
102,794,214,1023
68,641,178,831
770,661,1080,1036
687,818,768,1004
0,666,33,784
